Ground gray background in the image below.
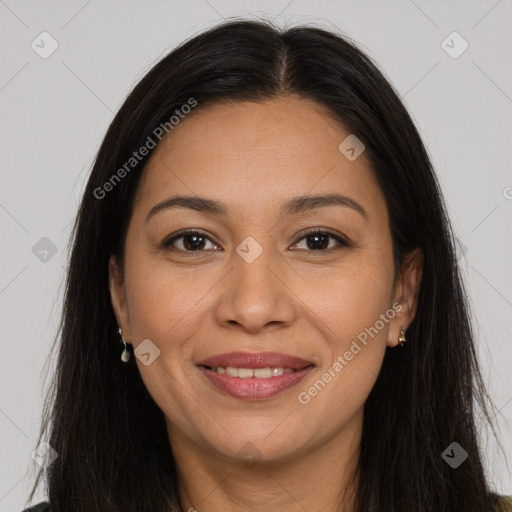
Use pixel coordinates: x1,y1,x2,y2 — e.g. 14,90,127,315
1,0,511,509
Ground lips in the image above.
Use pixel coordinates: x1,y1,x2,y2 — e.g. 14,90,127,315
196,351,315,400
197,351,314,370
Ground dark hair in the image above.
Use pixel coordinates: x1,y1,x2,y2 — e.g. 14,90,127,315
26,18,506,512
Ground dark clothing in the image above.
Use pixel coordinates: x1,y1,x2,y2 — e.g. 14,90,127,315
22,502,50,511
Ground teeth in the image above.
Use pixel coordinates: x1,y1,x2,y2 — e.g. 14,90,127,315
254,367,272,378
226,366,239,377
214,366,297,378
238,368,254,378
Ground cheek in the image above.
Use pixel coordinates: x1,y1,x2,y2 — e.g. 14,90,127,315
122,258,220,430
124,255,217,343
292,254,394,409
296,252,395,347
333,271,393,344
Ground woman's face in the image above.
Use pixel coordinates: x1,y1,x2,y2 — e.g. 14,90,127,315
109,95,421,463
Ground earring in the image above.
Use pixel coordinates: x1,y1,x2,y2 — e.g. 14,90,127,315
118,327,131,362
398,327,407,347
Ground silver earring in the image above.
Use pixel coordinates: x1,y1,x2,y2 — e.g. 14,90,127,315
118,327,131,362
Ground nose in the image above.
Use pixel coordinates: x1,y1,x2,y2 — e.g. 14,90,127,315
214,245,297,334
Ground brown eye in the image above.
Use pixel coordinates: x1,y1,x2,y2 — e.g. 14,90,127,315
163,230,220,252
291,229,349,252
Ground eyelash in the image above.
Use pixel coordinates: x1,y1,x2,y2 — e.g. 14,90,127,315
161,228,351,253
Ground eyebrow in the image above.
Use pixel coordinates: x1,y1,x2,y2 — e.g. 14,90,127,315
145,193,368,222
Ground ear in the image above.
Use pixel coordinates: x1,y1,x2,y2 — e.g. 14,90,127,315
387,247,423,348
108,254,132,344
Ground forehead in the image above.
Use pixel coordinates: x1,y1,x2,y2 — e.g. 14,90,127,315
133,96,386,222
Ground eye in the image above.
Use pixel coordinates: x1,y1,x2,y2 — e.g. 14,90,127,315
290,229,350,252
162,229,221,252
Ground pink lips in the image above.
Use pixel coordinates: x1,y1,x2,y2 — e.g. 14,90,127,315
197,351,313,370
197,351,315,400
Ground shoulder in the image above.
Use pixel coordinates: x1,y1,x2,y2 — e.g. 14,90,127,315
498,495,512,511
21,502,50,512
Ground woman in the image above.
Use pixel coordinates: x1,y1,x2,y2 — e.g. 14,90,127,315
23,19,511,512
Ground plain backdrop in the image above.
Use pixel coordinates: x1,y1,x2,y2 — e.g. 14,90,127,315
0,0,511,509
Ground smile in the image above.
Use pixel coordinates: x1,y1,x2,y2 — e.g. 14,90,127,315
196,351,315,400
205,366,297,378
